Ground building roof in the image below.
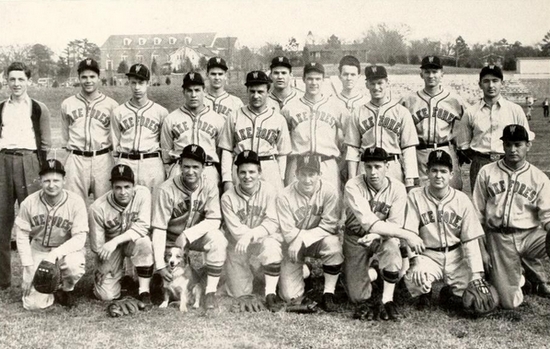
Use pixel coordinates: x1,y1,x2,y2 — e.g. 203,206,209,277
516,57,550,61
101,33,217,50
212,37,238,50
305,43,368,53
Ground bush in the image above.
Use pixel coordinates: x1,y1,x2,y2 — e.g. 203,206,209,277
165,77,171,85
388,56,397,66
52,80,59,88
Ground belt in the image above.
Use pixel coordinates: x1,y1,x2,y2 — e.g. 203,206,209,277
388,153,400,161
426,243,460,252
0,149,36,155
71,147,112,157
473,151,502,161
119,151,160,160
495,227,534,235
416,141,450,150
258,155,275,161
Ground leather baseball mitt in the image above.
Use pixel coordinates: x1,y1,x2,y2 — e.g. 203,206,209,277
230,295,267,313
462,279,499,316
32,260,60,294
107,297,147,317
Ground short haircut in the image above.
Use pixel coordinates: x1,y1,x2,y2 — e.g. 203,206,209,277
338,55,361,74
6,62,31,79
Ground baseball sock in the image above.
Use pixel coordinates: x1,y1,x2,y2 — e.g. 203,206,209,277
138,277,151,295
264,263,281,295
206,265,223,294
323,264,342,294
382,282,395,304
368,268,378,281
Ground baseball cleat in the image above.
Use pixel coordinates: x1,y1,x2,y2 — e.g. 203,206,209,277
535,283,550,298
266,293,284,312
56,290,76,308
321,293,338,312
204,292,218,310
383,301,402,321
416,292,432,311
138,292,152,308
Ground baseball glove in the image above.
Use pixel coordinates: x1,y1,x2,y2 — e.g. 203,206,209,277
32,260,60,294
230,295,267,313
107,297,147,317
462,279,499,316
284,297,318,314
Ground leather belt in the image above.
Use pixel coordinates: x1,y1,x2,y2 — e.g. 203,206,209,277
426,243,460,252
416,141,450,150
119,152,160,160
473,151,502,161
388,153,400,161
258,155,275,161
0,149,36,155
71,147,112,157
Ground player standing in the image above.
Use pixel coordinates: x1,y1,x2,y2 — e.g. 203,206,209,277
61,58,119,202
204,57,244,120
268,56,299,110
332,55,369,114
111,64,168,193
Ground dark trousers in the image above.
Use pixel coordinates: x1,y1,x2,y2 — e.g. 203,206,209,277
469,152,497,191
0,151,41,287
544,106,549,118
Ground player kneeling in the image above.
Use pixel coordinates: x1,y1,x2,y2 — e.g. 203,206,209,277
344,147,425,321
404,150,498,317
15,160,88,310
89,165,154,307
222,151,284,312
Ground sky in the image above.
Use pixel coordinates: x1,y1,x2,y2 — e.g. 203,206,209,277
0,0,548,55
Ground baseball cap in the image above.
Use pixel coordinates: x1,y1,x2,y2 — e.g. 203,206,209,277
420,56,443,70
480,65,503,81
126,63,150,81
182,72,205,88
39,159,66,176
303,62,325,76
245,70,272,86
110,164,135,184
339,55,361,73
207,57,228,72
180,144,206,164
427,150,453,170
361,147,389,162
500,124,533,142
270,56,292,70
365,65,388,80
296,155,321,173
234,150,261,167
77,58,100,75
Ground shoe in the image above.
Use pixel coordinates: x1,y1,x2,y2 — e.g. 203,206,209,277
438,286,462,311
383,301,402,321
56,290,76,308
138,292,152,306
204,292,218,310
321,293,338,312
120,275,136,297
265,293,284,312
417,292,432,311
0,283,10,290
352,301,371,320
535,283,550,298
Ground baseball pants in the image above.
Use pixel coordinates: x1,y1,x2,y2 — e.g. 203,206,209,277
343,234,402,303
93,237,154,301
64,152,113,202
22,248,85,310
167,229,228,268
285,157,340,193
279,234,343,302
231,158,284,191
405,248,470,298
416,146,462,190
0,151,42,288
167,163,220,186
115,157,165,194
485,227,547,309
225,235,283,298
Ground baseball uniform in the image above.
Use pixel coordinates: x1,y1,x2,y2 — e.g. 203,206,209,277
160,106,225,183
89,185,153,301
268,88,300,111
61,92,119,201
473,160,550,309
15,189,88,310
111,100,168,192
204,91,244,120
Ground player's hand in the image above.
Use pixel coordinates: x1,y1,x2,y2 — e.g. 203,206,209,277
98,240,118,261
357,233,381,249
288,236,304,263
235,233,253,256
409,264,429,289
158,267,173,282
405,234,425,254
223,181,234,193
22,265,34,294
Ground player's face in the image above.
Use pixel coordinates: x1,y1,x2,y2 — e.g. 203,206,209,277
79,69,100,94
129,77,148,100
296,168,321,195
208,68,227,90
112,180,135,206
303,72,324,95
180,158,204,186
40,172,65,198
427,165,452,190
503,140,530,164
479,75,502,99
271,67,291,89
421,69,443,88
183,85,205,110
7,70,29,98
339,65,360,91
237,163,262,191
363,161,389,186
366,78,388,100
247,84,269,109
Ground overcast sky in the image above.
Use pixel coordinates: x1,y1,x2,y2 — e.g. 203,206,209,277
0,0,548,54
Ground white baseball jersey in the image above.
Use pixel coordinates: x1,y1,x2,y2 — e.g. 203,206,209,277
268,88,300,110
160,106,225,164
89,185,151,253
61,93,119,151
111,100,168,153
331,92,370,113
473,160,550,231
204,91,244,120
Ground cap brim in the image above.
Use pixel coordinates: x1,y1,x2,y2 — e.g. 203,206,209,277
126,72,149,80
304,68,324,75
362,156,388,162
270,63,292,70
208,64,228,71
420,64,442,69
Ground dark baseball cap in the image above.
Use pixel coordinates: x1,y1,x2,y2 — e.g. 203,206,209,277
110,164,135,184
78,58,100,75
303,62,325,76
39,159,66,176
500,124,531,142
182,72,205,88
339,55,361,73
207,57,228,72
427,150,453,170
245,70,271,86
234,150,261,167
270,56,292,70
361,147,389,162
180,144,206,164
420,56,443,70
365,65,388,80
296,155,321,173
126,63,150,81
480,65,503,81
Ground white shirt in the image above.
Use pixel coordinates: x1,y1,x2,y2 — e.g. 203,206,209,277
0,95,36,150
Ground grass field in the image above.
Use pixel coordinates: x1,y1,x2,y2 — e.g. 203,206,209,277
1,83,550,349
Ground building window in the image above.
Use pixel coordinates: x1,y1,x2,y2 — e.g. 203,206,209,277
106,60,113,71
154,37,161,45
136,55,144,63
185,37,192,45
151,54,159,62
123,38,131,46
169,37,177,45
121,55,128,62
139,38,146,45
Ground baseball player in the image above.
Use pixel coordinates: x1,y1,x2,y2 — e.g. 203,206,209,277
281,62,349,190
473,124,550,309
404,150,487,311
111,63,168,193
277,155,342,312
152,144,227,310
400,56,466,190
160,72,225,184
332,55,369,115
204,57,244,120
61,58,119,202
346,65,419,190
219,70,291,192
525,96,534,121
14,159,88,310
268,56,300,111
221,151,284,311
89,165,154,304
344,147,425,321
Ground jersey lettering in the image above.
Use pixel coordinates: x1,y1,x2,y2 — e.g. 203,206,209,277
419,210,463,228
31,214,73,230
236,205,266,223
173,199,204,217
487,179,537,202
412,107,458,124
360,115,402,135
290,111,337,129
370,200,391,216
70,107,110,127
295,204,324,222
120,116,161,133
235,127,280,147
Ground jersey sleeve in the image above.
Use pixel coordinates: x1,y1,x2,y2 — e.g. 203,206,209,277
400,107,420,148
276,115,292,155
472,167,489,225
60,101,70,147
218,113,235,152
88,204,106,253
345,109,362,162
160,116,174,164
344,181,380,235
276,194,300,243
536,175,550,230
403,192,421,234
71,196,89,234
151,186,173,230
460,196,485,242
183,182,222,243
386,183,407,227
220,192,251,239
455,105,475,150
302,184,340,247
127,188,152,239
252,189,280,240
110,107,122,153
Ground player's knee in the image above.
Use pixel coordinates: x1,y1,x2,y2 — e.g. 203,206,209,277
381,269,400,284
259,237,283,265
320,235,343,256
204,230,228,263
61,252,85,277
